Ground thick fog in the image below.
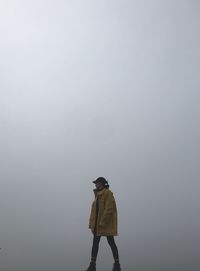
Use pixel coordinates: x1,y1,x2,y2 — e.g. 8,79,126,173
0,1,200,271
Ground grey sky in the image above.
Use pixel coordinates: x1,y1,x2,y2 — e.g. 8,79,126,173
0,1,200,271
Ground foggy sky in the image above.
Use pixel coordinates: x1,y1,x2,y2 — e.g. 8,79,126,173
0,1,200,271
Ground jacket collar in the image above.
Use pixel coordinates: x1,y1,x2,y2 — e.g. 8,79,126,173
93,188,108,197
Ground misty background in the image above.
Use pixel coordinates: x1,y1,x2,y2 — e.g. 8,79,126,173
0,1,200,271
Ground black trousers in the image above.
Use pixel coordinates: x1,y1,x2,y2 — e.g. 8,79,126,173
91,233,119,260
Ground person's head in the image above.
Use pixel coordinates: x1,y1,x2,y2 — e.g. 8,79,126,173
93,177,109,190
95,181,104,190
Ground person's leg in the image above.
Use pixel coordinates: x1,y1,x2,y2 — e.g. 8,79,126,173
107,236,121,271
84,234,101,271
91,234,101,263
106,236,119,262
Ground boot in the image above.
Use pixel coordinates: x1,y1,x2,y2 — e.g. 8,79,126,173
84,261,96,271
112,261,121,271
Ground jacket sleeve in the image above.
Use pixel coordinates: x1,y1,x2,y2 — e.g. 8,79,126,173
99,190,115,226
89,201,95,229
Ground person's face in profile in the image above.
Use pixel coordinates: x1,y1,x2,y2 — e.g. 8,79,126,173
95,182,104,190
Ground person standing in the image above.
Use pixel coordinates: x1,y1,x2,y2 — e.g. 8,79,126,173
84,177,121,271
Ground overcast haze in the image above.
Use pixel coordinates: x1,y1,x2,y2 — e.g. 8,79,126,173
0,0,200,271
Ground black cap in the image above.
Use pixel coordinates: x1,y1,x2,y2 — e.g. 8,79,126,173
93,177,108,185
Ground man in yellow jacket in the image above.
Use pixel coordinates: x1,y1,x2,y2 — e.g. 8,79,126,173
84,177,121,271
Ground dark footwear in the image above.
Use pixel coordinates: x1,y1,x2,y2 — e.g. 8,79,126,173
112,261,121,271
84,261,96,271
